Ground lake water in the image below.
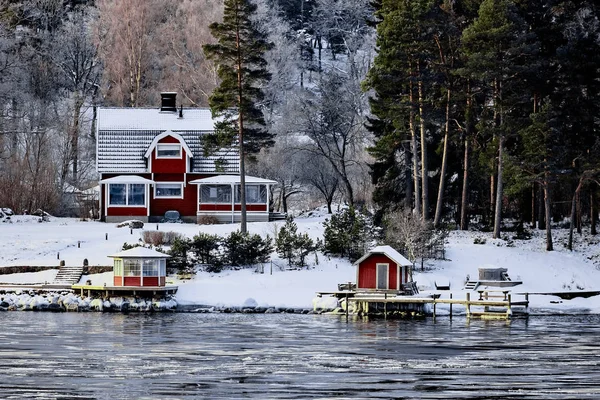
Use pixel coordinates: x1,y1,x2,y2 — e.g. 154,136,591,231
1,313,599,399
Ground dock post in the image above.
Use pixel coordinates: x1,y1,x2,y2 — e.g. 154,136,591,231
525,293,529,313
507,293,512,319
450,293,453,319
433,300,436,320
345,292,349,322
484,290,489,312
466,292,471,318
384,292,387,319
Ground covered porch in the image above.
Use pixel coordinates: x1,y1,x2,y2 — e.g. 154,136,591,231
189,175,277,223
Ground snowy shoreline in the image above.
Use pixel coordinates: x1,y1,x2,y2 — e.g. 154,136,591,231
1,212,600,314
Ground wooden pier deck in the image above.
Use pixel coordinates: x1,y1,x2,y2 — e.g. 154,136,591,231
72,284,178,298
318,290,529,320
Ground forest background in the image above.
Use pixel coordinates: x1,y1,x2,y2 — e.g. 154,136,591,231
0,0,599,253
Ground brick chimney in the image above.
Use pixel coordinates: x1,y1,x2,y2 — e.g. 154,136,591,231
160,92,177,112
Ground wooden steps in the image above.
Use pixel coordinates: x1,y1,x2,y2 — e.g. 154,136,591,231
52,266,84,286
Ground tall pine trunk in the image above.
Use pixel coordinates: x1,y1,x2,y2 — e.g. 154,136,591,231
531,184,536,227
493,135,504,238
538,184,546,230
409,74,421,216
418,70,429,221
591,187,597,235
236,24,247,233
434,88,451,228
460,85,473,230
544,168,553,251
492,80,503,239
405,146,413,210
567,177,585,250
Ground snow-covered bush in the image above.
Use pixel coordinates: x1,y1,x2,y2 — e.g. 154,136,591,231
190,233,221,265
323,206,370,261
168,237,193,274
276,216,320,267
222,230,273,267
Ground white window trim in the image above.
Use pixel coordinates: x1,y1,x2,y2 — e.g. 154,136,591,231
154,182,184,199
376,263,389,290
108,183,147,208
156,143,182,159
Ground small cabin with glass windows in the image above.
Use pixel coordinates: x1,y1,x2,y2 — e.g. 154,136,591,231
354,246,413,291
96,92,277,223
109,247,169,287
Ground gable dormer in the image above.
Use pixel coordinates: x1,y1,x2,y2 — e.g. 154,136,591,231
144,131,192,173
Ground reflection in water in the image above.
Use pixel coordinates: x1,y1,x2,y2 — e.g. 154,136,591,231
0,313,599,399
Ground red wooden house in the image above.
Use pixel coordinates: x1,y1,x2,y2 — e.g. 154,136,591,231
96,93,276,223
354,246,413,291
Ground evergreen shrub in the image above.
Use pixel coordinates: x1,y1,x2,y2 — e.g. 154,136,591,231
276,216,320,267
323,206,370,261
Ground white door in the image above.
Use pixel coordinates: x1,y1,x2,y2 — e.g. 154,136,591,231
376,264,388,289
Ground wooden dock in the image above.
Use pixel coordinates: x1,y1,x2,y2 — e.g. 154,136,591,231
318,290,529,320
72,284,178,299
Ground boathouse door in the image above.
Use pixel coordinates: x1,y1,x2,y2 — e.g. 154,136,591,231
376,263,388,289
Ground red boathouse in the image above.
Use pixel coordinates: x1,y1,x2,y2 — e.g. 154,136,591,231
354,246,413,291
109,247,169,287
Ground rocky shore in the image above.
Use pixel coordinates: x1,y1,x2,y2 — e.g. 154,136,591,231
0,291,338,314
0,291,177,312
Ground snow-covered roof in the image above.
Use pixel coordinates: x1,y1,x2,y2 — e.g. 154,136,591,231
189,175,278,185
354,245,413,267
99,175,155,184
96,107,239,174
98,108,216,131
109,247,170,259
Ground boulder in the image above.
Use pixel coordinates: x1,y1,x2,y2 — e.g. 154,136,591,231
242,298,258,309
47,303,63,312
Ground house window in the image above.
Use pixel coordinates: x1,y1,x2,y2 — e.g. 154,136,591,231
124,259,141,276
156,144,181,158
200,185,232,203
235,184,267,203
159,259,166,276
109,184,126,205
109,184,146,207
114,259,123,276
155,183,183,198
143,259,158,276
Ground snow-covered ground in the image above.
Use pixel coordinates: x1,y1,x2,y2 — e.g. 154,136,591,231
1,210,600,313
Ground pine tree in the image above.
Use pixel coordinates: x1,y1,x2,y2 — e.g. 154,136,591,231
459,0,538,238
203,0,274,233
